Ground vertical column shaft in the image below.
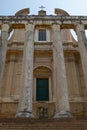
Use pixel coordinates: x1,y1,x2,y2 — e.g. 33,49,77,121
76,24,87,94
52,23,72,118
17,23,34,118
0,24,9,88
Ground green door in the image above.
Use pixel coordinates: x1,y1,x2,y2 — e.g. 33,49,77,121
36,78,49,101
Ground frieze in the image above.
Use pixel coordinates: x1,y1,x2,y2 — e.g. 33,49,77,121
0,16,87,29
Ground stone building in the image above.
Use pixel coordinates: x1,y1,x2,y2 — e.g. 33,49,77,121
0,8,87,119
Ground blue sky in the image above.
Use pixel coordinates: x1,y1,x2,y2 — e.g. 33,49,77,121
0,0,87,16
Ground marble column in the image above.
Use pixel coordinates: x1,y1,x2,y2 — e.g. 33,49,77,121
17,23,34,118
76,24,87,93
52,23,72,118
0,24,9,88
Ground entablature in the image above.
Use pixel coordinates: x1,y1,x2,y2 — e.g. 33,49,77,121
0,15,87,29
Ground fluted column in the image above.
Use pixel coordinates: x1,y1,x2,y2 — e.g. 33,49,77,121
76,24,87,93
52,23,72,118
17,23,34,118
0,24,9,88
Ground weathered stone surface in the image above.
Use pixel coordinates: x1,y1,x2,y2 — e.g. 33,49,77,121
0,24,9,88
0,8,87,119
17,23,34,118
76,24,87,95
0,118,87,130
52,23,72,118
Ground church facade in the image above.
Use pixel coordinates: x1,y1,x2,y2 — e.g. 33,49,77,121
0,8,87,119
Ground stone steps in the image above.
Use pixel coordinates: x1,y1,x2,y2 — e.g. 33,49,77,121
0,117,87,130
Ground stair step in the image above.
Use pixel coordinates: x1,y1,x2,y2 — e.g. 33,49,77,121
0,117,87,130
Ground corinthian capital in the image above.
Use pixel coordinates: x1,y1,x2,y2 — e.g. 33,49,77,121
1,24,9,32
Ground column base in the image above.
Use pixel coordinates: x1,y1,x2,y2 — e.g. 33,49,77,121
16,111,35,118
54,111,72,118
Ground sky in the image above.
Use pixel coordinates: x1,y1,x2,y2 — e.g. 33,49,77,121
0,0,87,16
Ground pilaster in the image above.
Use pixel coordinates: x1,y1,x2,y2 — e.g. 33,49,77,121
5,55,15,97
65,56,80,98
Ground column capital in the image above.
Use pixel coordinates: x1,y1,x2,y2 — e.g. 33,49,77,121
1,24,9,32
52,22,61,25
75,24,85,33
52,23,61,31
25,23,34,32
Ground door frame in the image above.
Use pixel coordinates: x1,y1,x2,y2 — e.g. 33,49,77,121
34,76,52,102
